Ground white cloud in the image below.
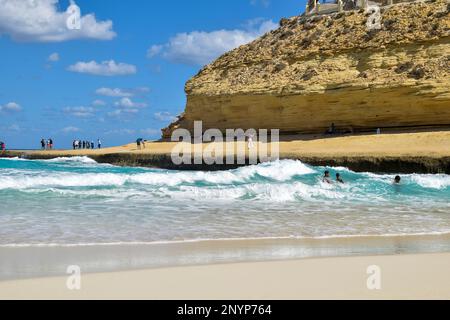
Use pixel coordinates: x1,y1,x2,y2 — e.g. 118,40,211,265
92,99,106,106
68,60,137,76
154,112,176,122
0,0,116,42
107,109,139,118
147,45,163,58
96,87,133,97
114,97,147,109
63,106,95,118
95,86,149,97
48,52,60,62
147,19,277,66
62,126,80,133
0,102,22,113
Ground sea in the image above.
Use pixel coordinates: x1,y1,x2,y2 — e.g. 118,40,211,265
0,157,449,279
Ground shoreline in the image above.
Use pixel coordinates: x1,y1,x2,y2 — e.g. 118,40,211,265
1,252,449,299
2,131,450,173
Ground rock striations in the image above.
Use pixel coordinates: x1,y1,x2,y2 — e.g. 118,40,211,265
163,0,450,137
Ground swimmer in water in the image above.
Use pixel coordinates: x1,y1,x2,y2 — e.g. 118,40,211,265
323,171,332,184
336,173,344,184
394,175,401,184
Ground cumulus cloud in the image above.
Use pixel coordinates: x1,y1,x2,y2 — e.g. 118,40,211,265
48,52,60,62
0,0,116,42
96,87,133,97
0,102,22,113
67,60,137,76
114,97,147,108
63,106,95,118
147,19,277,66
95,86,149,97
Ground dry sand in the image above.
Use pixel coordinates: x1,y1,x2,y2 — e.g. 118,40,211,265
1,252,449,300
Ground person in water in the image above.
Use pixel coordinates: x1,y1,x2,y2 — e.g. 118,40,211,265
394,176,401,184
323,171,332,184
336,173,344,184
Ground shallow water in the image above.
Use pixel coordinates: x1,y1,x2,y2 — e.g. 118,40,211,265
0,157,449,246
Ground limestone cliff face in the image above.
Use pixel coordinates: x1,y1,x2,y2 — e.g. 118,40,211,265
164,0,450,137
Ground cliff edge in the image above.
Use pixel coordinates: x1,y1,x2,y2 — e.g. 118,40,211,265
163,0,450,137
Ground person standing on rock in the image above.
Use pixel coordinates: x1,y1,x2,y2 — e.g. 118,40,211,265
136,138,142,150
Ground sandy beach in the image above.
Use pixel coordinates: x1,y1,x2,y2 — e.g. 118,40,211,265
0,252,449,300
11,130,450,158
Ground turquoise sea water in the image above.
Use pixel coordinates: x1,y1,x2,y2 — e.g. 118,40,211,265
0,157,449,246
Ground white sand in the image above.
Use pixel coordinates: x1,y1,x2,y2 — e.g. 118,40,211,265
1,253,449,300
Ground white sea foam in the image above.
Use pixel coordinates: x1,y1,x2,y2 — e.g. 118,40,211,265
44,156,98,164
410,174,450,190
0,160,316,190
0,173,127,189
0,157,27,161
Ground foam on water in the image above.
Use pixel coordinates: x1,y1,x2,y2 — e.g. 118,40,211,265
0,157,449,246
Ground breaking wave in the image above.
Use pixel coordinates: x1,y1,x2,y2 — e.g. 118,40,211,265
0,157,449,246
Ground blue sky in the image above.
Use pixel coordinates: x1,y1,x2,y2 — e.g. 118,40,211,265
0,0,305,149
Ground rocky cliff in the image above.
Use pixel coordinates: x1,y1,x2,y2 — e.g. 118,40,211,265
164,0,450,137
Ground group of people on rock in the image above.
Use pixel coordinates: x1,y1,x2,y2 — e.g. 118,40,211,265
40,138,54,150
73,139,102,150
